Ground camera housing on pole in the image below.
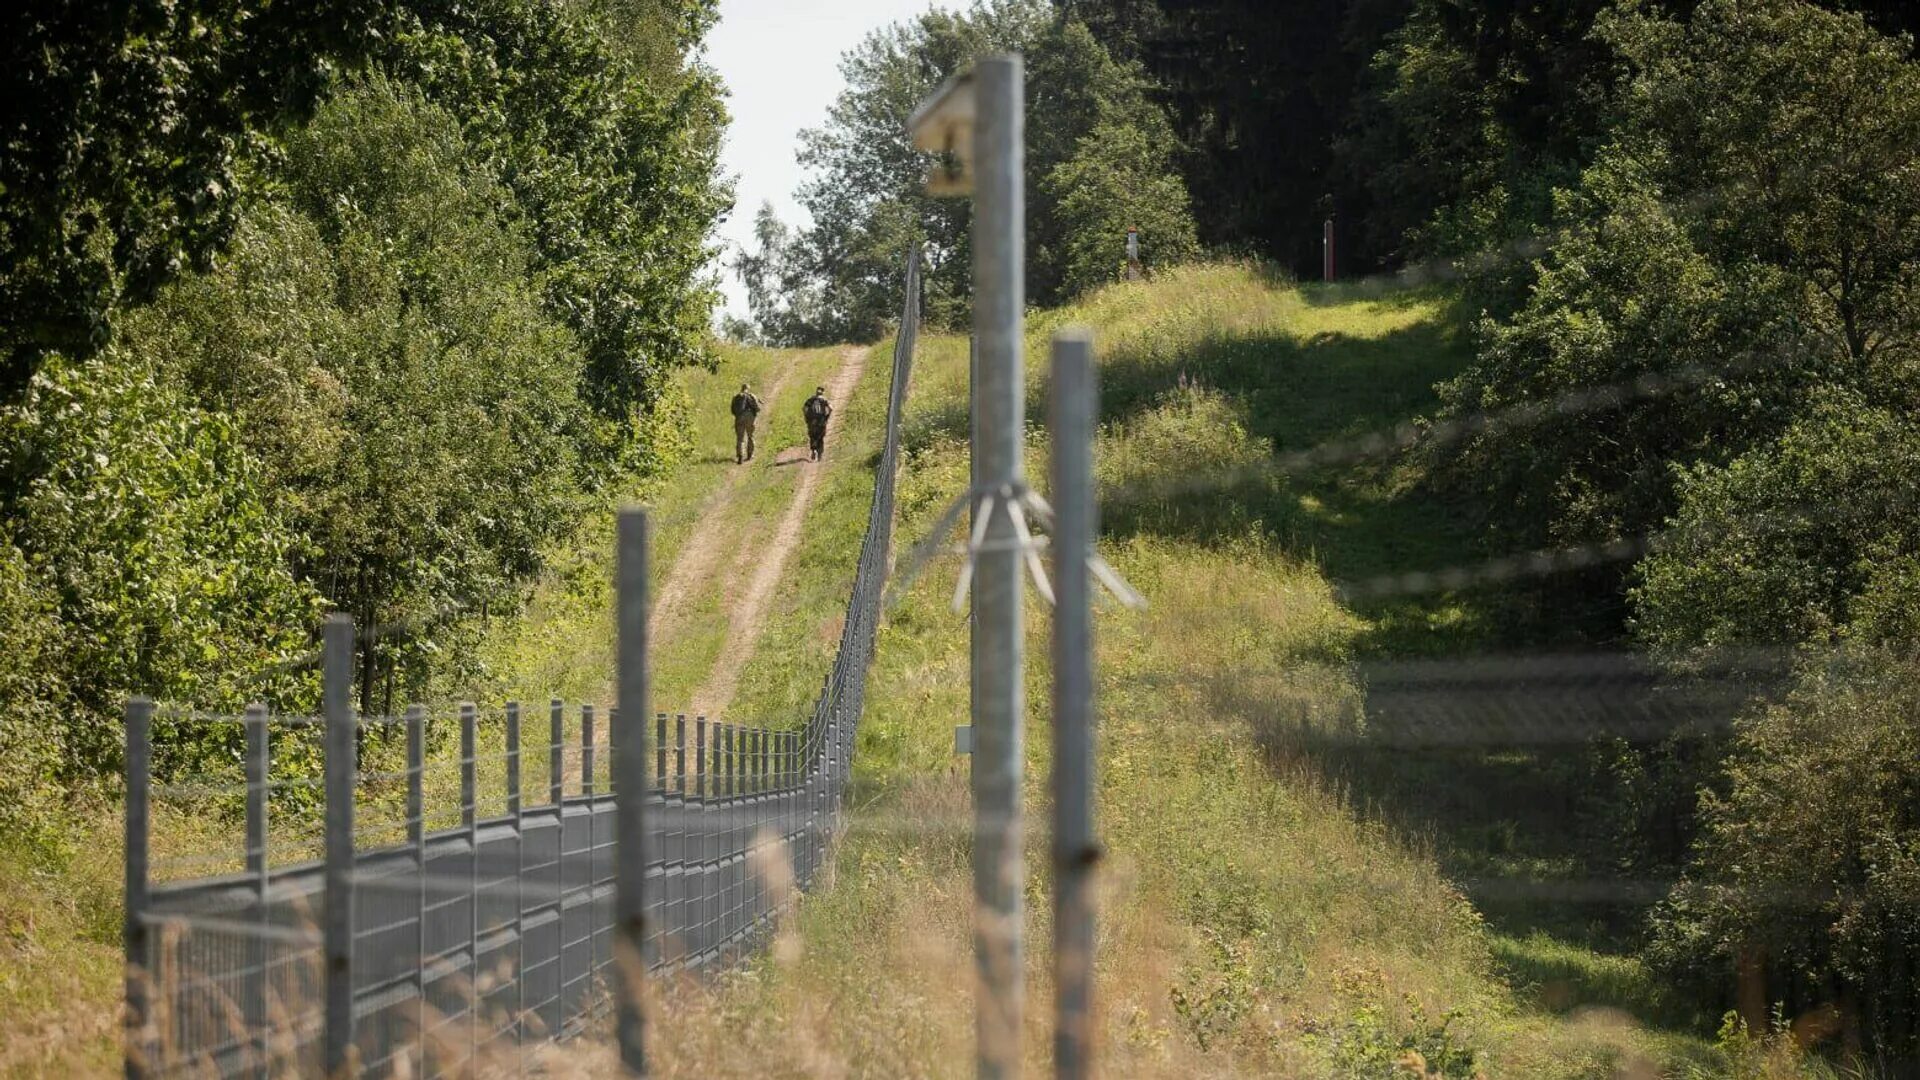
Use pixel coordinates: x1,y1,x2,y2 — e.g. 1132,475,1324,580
907,70,978,196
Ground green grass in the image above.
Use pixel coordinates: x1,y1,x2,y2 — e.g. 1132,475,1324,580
477,342,851,710
639,263,1763,1077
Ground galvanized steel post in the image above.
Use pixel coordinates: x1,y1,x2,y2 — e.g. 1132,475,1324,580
972,52,1026,1080
244,703,270,1079
1050,332,1099,1078
322,614,357,1076
614,508,652,1074
124,696,154,1080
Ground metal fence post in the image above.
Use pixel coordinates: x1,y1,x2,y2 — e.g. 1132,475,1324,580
322,614,357,1077
244,703,269,1079
1050,331,1100,1079
506,701,524,1049
460,701,477,1066
614,508,652,1074
406,705,426,1073
582,704,596,798
125,696,154,1080
656,713,667,789
550,701,565,805
695,719,707,799
973,52,1027,1080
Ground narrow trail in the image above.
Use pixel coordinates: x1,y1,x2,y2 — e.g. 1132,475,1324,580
689,344,869,719
647,362,802,639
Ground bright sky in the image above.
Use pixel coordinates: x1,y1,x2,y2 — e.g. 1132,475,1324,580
706,0,943,322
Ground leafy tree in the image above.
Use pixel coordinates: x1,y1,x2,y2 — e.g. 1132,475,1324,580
736,201,831,346
0,0,387,404
758,2,1198,345
1634,396,1920,656
0,357,318,782
1046,113,1198,292
1648,647,1920,1061
381,0,730,457
118,80,593,715
1337,0,1620,274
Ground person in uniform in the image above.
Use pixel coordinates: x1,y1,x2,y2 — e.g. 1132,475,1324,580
730,382,763,463
802,385,833,461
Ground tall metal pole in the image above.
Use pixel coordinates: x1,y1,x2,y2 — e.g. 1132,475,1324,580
614,508,652,1075
1049,332,1099,1078
322,614,356,1077
124,696,154,1080
972,52,1026,1080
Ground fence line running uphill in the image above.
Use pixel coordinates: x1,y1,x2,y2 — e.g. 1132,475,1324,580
123,247,922,1078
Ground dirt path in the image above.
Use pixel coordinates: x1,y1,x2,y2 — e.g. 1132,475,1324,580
647,363,802,639
688,344,869,719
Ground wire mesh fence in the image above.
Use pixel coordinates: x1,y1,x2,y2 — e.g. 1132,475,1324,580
123,249,922,1078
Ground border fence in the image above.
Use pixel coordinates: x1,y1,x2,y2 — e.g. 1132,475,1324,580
124,248,922,1078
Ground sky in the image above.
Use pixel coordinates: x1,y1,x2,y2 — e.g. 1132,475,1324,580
705,0,941,323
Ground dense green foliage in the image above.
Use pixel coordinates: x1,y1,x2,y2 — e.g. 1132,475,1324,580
1061,0,1920,1060
0,1,727,826
1408,0,1920,1059
738,0,1197,344
1,0,388,401
1069,0,1920,278
1648,648,1920,1061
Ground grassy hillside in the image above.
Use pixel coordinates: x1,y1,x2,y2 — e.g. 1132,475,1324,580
641,264,1769,1078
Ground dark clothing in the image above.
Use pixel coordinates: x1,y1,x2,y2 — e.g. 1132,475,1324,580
731,392,762,462
734,416,756,463
802,394,832,460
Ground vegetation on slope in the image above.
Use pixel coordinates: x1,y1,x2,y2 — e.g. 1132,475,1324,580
643,264,1833,1078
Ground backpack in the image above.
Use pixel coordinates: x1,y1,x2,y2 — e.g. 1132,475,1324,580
732,392,758,418
804,396,831,423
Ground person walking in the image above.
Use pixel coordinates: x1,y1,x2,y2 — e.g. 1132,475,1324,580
802,385,833,461
730,382,763,464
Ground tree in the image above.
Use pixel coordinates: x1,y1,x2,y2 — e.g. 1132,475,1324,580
735,202,830,346
117,80,594,716
381,0,731,460
0,0,387,404
757,3,1197,344
1434,0,1920,583
1648,647,1920,1060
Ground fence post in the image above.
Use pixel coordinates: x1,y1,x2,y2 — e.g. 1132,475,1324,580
460,701,477,1066
614,507,652,1074
1050,331,1100,1079
656,713,667,789
582,704,596,798
322,614,357,1077
125,696,154,1080
406,704,425,1072
972,52,1027,1080
550,701,565,805
695,719,707,799
245,703,269,1078
675,715,686,796
506,701,523,1048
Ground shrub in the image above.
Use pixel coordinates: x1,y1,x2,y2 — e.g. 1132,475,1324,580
1648,647,1920,1063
